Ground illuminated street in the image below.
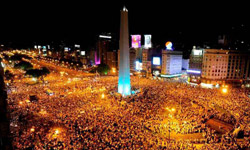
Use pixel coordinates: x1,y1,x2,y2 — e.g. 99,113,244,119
2,55,249,149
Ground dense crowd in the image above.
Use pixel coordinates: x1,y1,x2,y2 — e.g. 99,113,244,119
6,69,250,149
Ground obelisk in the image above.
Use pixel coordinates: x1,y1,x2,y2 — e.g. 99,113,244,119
118,6,131,96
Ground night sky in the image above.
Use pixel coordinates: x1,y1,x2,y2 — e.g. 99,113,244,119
0,1,248,49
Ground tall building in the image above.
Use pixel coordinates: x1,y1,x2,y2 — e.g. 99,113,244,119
182,59,189,70
107,51,117,69
118,6,131,96
96,33,112,65
161,50,183,75
142,49,149,71
201,49,229,85
244,55,250,80
188,48,250,86
130,49,136,71
187,47,204,84
227,51,246,82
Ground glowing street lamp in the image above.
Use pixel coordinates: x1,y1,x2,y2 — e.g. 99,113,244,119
55,129,60,135
25,99,31,103
112,68,116,73
101,93,105,99
30,127,35,132
165,107,176,113
39,109,47,115
222,88,228,94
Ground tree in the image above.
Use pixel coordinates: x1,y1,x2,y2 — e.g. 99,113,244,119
90,63,110,75
25,67,51,83
25,69,42,78
10,54,32,62
4,70,14,82
10,55,23,61
41,67,50,76
14,61,33,71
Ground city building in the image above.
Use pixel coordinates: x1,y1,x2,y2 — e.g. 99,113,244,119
187,47,204,84
74,44,81,61
227,51,248,85
188,48,250,87
95,33,112,65
201,49,229,85
244,55,250,87
142,49,149,71
161,50,183,76
182,59,189,71
130,49,136,71
107,51,117,69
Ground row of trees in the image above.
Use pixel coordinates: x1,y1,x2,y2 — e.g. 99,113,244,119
25,67,50,78
9,54,31,62
6,53,51,82
14,61,33,71
90,63,110,75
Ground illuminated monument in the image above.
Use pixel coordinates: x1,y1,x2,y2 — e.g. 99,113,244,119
118,6,131,96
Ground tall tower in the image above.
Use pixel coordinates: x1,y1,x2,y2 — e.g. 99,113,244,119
118,6,131,96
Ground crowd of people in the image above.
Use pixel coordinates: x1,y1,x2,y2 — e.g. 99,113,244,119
6,67,250,149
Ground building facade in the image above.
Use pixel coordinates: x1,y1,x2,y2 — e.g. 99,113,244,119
161,50,183,75
107,51,117,69
187,47,204,84
201,49,229,85
188,48,250,86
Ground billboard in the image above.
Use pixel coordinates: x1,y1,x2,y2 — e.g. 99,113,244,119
75,44,80,48
64,47,69,52
131,35,141,48
99,35,112,39
153,57,161,65
81,51,85,56
135,61,142,71
165,41,173,50
187,70,201,74
193,50,203,56
144,35,152,48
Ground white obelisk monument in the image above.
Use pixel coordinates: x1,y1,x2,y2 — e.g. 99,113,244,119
118,6,131,96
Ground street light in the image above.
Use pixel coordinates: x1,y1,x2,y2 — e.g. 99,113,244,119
222,87,228,94
112,68,116,74
101,93,105,99
30,127,35,132
55,129,60,135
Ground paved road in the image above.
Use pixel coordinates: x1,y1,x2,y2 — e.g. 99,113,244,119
27,58,95,78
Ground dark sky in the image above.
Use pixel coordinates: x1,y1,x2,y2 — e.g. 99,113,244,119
0,1,248,49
